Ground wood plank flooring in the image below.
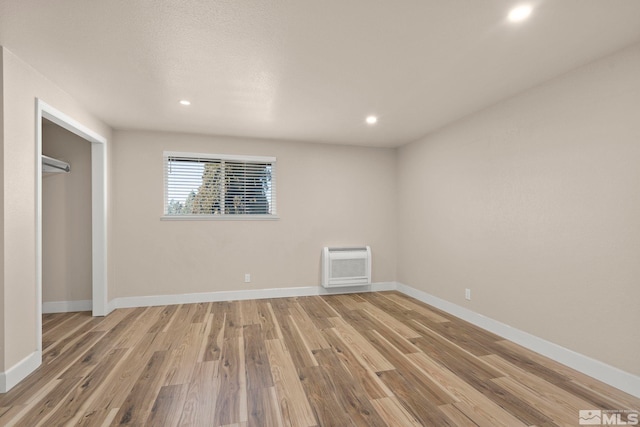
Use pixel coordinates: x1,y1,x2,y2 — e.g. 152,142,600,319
1,291,637,426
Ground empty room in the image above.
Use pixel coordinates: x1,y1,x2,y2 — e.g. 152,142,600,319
1,0,639,426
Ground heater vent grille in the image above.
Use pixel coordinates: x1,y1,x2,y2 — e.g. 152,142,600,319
322,246,371,288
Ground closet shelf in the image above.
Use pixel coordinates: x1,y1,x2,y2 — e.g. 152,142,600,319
42,155,70,173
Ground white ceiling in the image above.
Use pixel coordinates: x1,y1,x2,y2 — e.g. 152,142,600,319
1,1,640,147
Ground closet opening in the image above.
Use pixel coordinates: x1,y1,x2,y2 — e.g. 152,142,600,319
41,119,92,313
35,99,108,353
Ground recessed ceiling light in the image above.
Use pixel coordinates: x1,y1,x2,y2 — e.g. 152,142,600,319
508,5,532,22
366,115,378,125
179,100,191,106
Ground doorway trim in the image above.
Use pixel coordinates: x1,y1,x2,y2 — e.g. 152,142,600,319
35,99,108,348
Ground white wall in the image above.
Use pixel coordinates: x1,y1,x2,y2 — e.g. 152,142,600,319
110,130,397,299
397,43,640,375
42,121,92,304
0,46,111,379
0,47,5,371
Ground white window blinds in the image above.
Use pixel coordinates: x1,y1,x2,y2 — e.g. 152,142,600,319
164,152,276,217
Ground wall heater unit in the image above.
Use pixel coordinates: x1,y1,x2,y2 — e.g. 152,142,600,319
322,246,371,288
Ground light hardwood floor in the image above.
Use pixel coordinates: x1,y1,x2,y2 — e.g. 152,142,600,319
0,291,637,426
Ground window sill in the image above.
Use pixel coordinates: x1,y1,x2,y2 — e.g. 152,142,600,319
161,215,280,221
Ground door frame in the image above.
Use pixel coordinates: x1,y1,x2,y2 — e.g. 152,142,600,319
35,99,108,347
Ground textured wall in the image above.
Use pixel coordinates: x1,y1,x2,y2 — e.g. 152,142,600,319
111,130,397,298
397,44,640,375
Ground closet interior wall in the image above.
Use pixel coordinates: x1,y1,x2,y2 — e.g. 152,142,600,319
41,119,92,309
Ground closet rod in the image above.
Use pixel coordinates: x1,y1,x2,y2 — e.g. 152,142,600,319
42,155,71,173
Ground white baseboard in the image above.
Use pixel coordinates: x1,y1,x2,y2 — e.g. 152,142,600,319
107,282,397,311
0,351,41,393
395,282,640,399
42,300,92,314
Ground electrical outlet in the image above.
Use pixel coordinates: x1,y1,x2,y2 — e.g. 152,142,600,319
465,288,471,300
244,273,251,283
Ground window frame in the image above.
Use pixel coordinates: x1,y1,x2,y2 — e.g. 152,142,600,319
161,151,278,221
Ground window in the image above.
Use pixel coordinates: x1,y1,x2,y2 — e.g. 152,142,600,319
163,151,277,219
